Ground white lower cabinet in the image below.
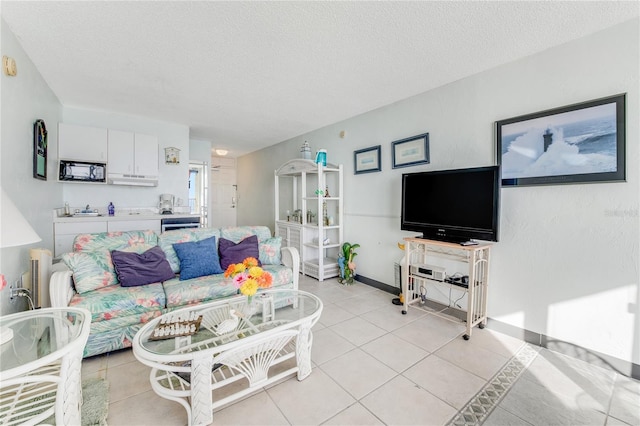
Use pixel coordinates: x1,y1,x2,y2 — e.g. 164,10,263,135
107,220,160,233
276,221,302,269
54,221,107,257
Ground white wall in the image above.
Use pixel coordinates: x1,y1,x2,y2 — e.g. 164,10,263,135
1,19,63,314
189,138,211,163
60,107,190,210
238,19,639,367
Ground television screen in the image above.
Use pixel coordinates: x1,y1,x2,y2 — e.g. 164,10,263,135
401,166,500,243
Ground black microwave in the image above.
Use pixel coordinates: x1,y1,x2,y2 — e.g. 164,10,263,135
58,160,107,183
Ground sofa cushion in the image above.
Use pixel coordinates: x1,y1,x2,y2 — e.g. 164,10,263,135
62,250,118,294
68,282,166,324
158,228,221,273
259,236,282,265
172,236,224,280
163,274,238,309
262,264,294,290
63,230,160,294
163,264,293,310
73,230,158,253
111,246,175,287
81,315,162,358
219,235,260,270
220,226,272,243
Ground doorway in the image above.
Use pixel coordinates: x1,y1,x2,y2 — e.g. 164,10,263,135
188,162,209,227
211,156,237,228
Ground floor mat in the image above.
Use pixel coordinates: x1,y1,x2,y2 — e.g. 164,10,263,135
81,378,110,426
42,378,109,425
447,343,540,426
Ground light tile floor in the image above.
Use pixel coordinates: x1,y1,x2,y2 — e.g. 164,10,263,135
81,275,640,425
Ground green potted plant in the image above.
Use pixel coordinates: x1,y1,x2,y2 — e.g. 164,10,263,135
338,242,360,284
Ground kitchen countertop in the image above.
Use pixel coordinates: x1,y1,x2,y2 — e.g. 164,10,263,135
53,210,200,223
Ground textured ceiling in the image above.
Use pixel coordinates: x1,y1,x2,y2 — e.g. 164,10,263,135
2,1,638,156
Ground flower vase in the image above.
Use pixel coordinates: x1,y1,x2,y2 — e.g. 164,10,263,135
243,294,257,317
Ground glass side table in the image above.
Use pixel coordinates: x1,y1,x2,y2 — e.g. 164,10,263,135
0,307,91,426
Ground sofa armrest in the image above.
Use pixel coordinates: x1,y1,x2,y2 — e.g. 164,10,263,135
280,246,300,291
49,263,76,307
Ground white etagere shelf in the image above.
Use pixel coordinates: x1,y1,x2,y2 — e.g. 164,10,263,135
275,159,343,281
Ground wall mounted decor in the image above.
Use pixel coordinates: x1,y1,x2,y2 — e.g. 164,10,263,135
496,94,626,186
354,145,381,174
33,119,47,180
164,147,180,164
392,133,429,169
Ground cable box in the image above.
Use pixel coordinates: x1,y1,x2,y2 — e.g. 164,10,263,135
409,264,446,281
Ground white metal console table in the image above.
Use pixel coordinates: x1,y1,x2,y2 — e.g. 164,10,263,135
402,237,491,340
132,289,323,426
0,307,91,426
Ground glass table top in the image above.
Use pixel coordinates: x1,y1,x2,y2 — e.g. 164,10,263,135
0,308,88,374
136,289,322,357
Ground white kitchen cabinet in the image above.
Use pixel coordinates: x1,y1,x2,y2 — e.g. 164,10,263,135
107,130,134,174
107,130,158,177
133,133,158,176
58,123,108,162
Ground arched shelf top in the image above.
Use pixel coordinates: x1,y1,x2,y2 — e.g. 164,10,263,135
275,159,339,176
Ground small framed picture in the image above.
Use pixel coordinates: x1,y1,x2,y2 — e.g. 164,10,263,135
392,133,429,169
354,145,381,174
164,147,180,164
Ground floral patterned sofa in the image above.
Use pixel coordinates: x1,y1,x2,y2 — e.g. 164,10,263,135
49,226,299,358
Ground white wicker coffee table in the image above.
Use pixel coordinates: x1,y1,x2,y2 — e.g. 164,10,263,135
132,289,323,426
0,307,91,426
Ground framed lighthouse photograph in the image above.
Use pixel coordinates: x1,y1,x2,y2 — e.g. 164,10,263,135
496,94,626,187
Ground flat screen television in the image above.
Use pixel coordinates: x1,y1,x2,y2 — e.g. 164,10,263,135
401,166,500,243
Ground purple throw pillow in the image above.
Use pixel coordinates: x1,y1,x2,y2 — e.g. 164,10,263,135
111,246,175,287
218,235,261,270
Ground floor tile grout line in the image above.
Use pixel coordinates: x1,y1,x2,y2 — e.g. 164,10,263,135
318,401,387,426
263,385,294,426
313,318,474,425
315,342,441,426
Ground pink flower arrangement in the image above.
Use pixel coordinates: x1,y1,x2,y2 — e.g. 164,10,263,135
224,257,273,300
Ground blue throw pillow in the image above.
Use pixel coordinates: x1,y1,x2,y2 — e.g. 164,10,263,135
111,246,175,287
172,236,224,280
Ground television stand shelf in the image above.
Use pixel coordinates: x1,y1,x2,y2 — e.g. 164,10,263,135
401,237,491,340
